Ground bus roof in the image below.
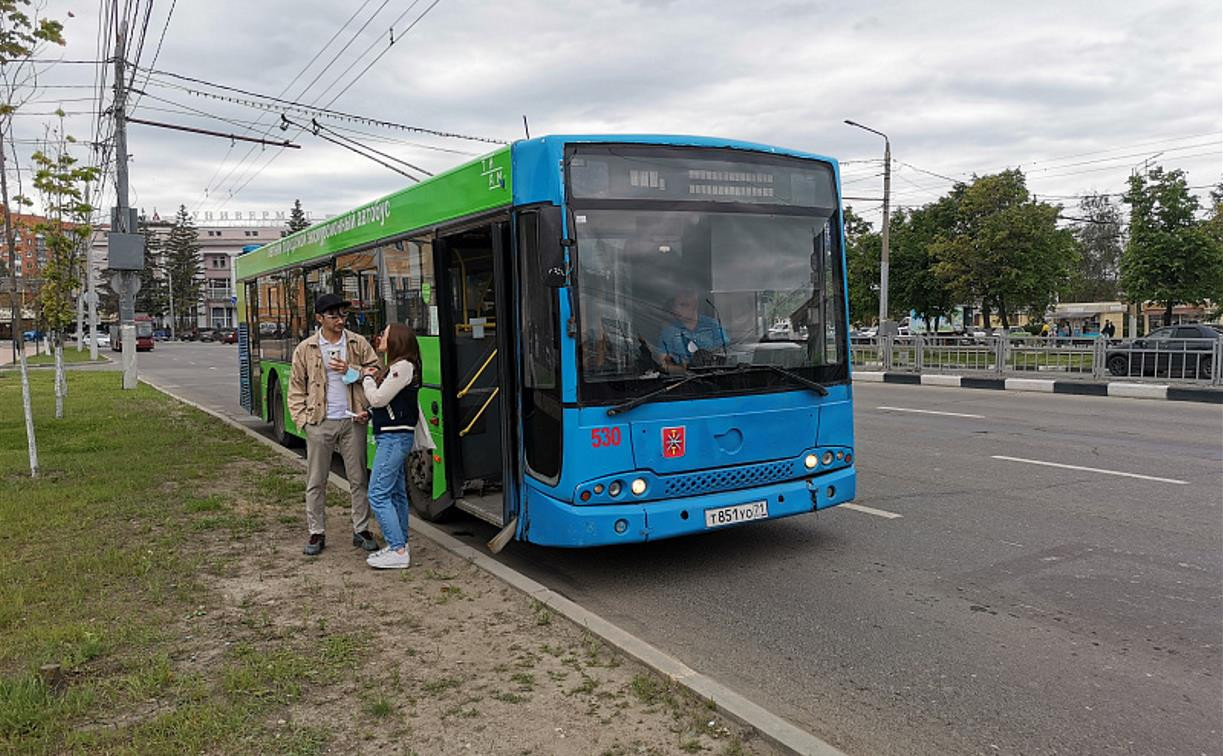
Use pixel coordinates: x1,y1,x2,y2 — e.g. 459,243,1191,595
235,134,840,281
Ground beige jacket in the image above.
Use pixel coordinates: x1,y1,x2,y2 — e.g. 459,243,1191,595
287,329,380,429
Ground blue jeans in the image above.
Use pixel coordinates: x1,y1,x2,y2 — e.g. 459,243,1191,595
368,431,413,551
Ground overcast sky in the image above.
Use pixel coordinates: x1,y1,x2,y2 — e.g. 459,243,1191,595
12,0,1222,227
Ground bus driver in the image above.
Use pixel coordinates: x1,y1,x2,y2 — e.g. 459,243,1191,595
658,285,727,372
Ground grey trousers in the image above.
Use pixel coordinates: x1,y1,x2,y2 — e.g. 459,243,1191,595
304,418,371,535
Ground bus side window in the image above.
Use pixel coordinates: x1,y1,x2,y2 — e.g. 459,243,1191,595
335,249,380,341
518,209,563,483
257,274,288,362
285,268,308,344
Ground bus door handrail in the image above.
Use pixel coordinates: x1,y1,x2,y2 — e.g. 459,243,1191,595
459,387,499,437
457,347,497,399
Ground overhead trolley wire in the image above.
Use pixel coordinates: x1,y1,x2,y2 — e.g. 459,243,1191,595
213,0,452,210
139,73,504,144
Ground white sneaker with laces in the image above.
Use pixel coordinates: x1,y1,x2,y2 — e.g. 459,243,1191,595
367,548,410,569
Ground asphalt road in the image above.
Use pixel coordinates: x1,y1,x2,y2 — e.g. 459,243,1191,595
137,342,1223,756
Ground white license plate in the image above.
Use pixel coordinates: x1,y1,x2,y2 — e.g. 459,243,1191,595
704,500,769,528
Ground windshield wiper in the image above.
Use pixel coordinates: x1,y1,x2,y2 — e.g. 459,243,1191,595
605,363,828,416
606,372,713,416
709,362,829,396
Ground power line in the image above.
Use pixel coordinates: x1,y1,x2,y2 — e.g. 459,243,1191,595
189,1,392,213
129,0,176,113
291,0,393,103
141,75,504,143
317,0,439,108
212,0,449,210
128,116,302,148
282,114,418,180
309,117,432,176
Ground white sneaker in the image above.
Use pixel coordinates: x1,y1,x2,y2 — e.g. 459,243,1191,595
366,548,410,569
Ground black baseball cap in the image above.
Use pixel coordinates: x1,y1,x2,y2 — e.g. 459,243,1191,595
314,293,351,314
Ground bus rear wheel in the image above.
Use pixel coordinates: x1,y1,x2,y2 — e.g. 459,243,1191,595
408,449,453,522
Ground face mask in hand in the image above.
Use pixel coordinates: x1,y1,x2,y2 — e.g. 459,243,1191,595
342,367,361,385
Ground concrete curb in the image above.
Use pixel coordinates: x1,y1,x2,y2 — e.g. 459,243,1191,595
139,378,845,756
852,371,1222,403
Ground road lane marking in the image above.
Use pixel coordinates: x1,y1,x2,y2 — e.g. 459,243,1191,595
990,455,1189,485
841,503,903,519
877,405,985,419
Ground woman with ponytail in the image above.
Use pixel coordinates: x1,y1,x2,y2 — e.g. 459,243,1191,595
361,323,428,569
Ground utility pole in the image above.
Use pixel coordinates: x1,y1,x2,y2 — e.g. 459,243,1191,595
106,20,144,388
844,119,893,334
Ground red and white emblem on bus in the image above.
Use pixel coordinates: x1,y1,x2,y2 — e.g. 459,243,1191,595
662,426,686,458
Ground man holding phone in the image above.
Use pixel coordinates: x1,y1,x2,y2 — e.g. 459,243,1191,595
288,293,382,556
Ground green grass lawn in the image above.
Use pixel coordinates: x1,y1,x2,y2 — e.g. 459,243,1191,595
10,350,107,366
0,372,343,753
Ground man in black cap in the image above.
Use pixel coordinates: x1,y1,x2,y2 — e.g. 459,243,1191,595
288,292,382,556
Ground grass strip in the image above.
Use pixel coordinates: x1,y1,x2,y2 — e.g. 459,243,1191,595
0,371,346,753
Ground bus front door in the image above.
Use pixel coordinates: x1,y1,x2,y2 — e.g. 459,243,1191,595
436,220,519,529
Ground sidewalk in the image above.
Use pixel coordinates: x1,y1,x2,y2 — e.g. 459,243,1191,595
854,370,1223,403
0,371,780,755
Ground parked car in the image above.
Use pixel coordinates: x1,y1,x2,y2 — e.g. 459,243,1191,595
85,332,110,348
1105,323,1221,378
21,329,44,342
197,328,216,342
214,327,237,344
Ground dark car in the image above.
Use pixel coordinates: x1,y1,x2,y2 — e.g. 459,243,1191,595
197,328,216,342
214,327,237,344
1106,323,1221,379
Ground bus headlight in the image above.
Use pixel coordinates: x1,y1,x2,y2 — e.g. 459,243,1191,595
608,481,623,497
630,478,647,495
804,454,818,469
822,451,834,465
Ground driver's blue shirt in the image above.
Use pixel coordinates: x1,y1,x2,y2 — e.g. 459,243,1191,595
659,316,727,364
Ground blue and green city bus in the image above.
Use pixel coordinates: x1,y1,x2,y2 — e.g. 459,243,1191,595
235,135,856,547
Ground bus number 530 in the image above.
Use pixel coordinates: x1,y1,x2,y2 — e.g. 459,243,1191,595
591,427,621,447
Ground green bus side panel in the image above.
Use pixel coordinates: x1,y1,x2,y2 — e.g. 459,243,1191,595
235,148,512,281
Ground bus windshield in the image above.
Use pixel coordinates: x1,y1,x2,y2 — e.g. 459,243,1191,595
569,145,846,404
575,207,845,399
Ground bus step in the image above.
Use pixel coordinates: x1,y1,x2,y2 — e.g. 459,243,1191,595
455,493,504,527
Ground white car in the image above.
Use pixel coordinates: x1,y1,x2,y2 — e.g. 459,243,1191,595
91,333,110,348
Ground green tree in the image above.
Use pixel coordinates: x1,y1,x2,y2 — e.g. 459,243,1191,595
164,205,203,334
134,214,168,317
889,192,960,333
843,206,880,326
1,0,68,476
1062,192,1123,302
1121,168,1223,324
30,120,97,418
285,198,310,236
932,169,1077,328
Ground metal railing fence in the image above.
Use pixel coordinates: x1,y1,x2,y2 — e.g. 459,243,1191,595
850,334,1221,385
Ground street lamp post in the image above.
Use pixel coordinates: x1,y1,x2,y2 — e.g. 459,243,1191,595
844,119,892,333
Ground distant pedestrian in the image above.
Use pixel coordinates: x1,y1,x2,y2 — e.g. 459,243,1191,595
1040,322,1051,338
360,323,435,570
1101,320,1116,340
288,293,382,556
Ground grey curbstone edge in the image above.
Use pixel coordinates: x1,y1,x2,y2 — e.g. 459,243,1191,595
139,378,846,756
854,373,1220,403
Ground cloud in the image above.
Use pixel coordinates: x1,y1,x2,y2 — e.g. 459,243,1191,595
9,0,1219,226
